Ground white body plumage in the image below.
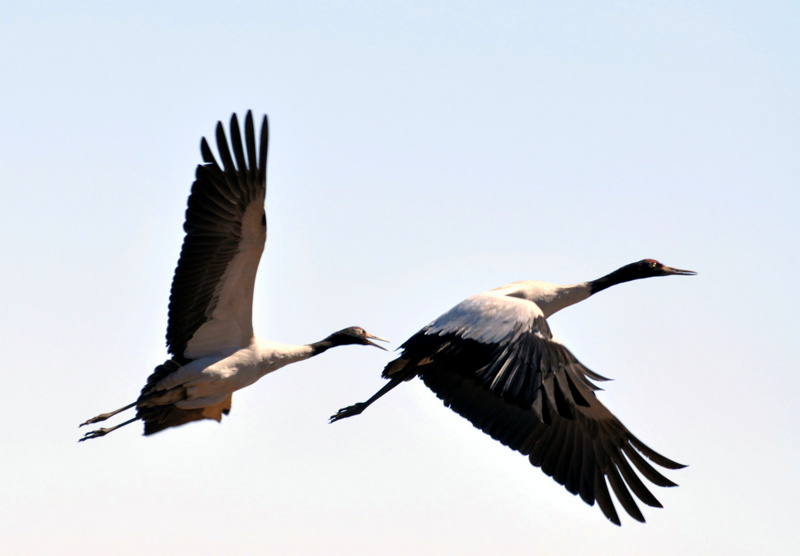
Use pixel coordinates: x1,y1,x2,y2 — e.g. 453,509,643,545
151,341,316,410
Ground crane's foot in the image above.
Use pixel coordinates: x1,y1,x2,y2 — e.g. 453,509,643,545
79,428,111,442
329,403,367,423
77,416,138,442
80,413,114,427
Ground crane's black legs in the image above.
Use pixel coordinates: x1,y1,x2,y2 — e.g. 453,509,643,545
329,376,405,423
78,402,138,441
79,416,139,442
79,401,137,427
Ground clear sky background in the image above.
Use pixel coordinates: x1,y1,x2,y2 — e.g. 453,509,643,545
1,1,798,554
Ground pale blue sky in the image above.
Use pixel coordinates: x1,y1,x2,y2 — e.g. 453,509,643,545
1,1,798,554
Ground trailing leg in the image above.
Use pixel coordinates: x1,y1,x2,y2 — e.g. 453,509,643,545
79,401,137,427
329,376,406,423
79,416,139,442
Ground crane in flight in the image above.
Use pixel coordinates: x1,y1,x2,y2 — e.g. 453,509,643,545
80,112,386,441
331,259,695,525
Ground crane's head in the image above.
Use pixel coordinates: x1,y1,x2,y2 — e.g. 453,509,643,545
326,327,389,350
590,259,696,294
634,259,697,278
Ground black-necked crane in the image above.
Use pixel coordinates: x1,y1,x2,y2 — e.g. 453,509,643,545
331,259,695,525
80,111,386,441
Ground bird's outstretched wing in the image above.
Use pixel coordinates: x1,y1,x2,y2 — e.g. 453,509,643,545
384,292,684,525
166,112,269,360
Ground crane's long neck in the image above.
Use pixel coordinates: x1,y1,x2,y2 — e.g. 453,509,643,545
253,337,343,367
250,341,316,376
307,331,359,356
589,264,647,294
309,339,338,356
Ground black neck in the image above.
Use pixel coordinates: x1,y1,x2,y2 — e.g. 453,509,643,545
589,264,646,295
309,332,357,356
309,339,334,356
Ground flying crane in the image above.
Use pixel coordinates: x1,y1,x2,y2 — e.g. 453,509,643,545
80,112,386,440
331,259,695,525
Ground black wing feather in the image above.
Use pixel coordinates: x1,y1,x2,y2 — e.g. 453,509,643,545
165,111,268,360
392,323,684,525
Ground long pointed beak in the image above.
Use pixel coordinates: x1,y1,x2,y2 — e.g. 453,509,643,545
662,266,697,276
365,333,390,350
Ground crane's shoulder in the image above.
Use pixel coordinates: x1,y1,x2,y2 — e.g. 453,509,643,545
421,291,547,347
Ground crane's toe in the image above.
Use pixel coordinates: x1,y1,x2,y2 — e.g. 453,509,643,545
329,403,367,423
80,413,113,427
78,428,111,442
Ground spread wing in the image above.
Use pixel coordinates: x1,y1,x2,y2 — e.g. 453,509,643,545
385,292,684,525
166,111,269,360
